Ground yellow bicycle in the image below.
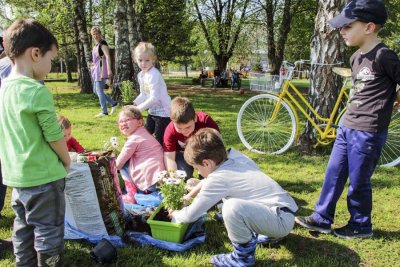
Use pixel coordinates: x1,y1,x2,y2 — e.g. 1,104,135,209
237,61,400,167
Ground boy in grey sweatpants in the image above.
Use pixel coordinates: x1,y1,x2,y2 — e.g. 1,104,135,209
0,19,70,266
171,128,297,267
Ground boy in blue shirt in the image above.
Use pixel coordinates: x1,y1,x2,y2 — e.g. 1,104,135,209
295,0,400,238
0,19,70,265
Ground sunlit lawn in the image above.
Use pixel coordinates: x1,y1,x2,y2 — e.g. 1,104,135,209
0,78,399,266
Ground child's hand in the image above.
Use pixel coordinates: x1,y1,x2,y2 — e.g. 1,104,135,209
181,194,193,206
167,208,175,219
395,101,400,111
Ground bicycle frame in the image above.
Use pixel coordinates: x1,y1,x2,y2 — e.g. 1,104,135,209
272,77,351,145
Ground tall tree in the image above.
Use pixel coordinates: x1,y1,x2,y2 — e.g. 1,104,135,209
113,0,134,99
284,0,318,62
299,0,346,152
72,0,93,93
258,0,305,74
127,0,147,93
193,0,251,71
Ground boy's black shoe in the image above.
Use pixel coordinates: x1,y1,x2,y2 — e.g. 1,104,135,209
295,216,331,234
333,225,373,239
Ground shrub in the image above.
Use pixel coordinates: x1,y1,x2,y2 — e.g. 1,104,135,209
120,80,134,104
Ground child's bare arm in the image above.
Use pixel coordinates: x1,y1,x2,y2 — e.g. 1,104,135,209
49,138,71,172
164,151,177,171
186,180,204,199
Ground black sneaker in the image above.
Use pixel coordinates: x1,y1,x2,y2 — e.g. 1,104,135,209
295,216,331,234
333,225,373,239
213,213,224,222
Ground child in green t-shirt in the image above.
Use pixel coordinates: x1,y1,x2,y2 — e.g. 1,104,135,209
0,19,70,266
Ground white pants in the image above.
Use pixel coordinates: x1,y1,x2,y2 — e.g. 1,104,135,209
222,198,295,244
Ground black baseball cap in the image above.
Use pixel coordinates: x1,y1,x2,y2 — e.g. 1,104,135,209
328,0,388,28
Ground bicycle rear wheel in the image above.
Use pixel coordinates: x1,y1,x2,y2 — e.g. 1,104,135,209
237,94,297,154
378,109,400,167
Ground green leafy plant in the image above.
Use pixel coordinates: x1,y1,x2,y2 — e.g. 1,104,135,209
156,170,187,210
120,80,134,104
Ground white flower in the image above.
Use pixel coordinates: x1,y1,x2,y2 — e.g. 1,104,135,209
159,170,168,176
111,141,119,148
175,170,187,178
110,137,118,142
165,178,180,185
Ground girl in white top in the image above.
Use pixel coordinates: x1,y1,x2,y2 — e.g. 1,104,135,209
133,42,171,145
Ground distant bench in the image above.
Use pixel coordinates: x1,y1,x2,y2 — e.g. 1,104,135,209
192,77,232,88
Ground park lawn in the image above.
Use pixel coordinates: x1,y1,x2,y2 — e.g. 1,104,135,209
1,80,399,267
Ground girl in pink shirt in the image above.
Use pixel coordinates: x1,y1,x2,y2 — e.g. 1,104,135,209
116,106,165,204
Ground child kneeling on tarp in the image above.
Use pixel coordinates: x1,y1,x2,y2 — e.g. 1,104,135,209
116,106,165,203
170,128,297,267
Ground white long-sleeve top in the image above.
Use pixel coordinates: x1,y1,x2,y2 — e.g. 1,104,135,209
173,150,298,223
133,67,171,117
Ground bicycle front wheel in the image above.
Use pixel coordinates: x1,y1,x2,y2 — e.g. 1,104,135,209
237,94,297,154
378,109,400,167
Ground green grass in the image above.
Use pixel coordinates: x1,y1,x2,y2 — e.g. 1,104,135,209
1,80,399,267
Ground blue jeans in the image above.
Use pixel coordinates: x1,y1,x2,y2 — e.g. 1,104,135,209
312,126,387,231
175,151,194,179
120,161,157,193
94,79,116,115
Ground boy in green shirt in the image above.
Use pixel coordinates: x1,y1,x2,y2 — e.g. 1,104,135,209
0,19,70,266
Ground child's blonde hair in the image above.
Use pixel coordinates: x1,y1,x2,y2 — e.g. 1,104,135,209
184,128,227,166
170,97,196,124
133,42,157,62
119,106,143,120
57,115,71,130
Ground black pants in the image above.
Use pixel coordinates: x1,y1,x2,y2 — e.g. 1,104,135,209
0,161,6,215
145,114,171,146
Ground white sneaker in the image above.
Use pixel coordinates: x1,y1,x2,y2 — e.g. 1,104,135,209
95,113,107,118
111,104,118,114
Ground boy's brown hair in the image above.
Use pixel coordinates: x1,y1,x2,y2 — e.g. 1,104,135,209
3,19,58,61
170,97,196,124
120,105,143,120
57,115,71,130
184,128,227,166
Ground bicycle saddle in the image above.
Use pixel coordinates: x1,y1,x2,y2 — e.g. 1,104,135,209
333,67,351,77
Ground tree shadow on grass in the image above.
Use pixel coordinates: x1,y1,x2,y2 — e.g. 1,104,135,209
256,234,360,267
373,229,400,241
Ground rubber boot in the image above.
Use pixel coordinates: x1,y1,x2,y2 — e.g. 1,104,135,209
122,181,137,204
38,253,63,267
210,236,257,267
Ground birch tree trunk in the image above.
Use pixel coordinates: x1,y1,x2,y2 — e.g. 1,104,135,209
113,0,134,100
127,0,145,93
299,0,345,153
73,18,93,93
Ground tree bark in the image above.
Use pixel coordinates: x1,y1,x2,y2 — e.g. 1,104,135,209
73,0,93,69
299,0,345,153
127,0,145,93
261,0,304,74
113,0,134,100
73,17,92,93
